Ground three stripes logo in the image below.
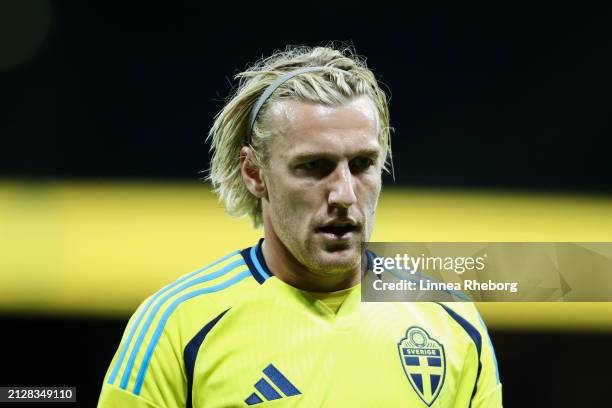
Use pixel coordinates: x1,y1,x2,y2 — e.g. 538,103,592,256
244,364,301,405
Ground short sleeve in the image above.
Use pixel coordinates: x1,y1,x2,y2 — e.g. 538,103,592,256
98,296,186,408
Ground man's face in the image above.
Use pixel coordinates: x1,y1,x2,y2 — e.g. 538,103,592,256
261,95,382,276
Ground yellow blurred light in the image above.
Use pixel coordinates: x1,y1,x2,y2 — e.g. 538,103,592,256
1,180,612,330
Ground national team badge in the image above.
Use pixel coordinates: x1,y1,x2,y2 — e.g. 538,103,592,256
397,326,446,406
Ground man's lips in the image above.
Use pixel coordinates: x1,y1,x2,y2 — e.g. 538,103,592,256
315,222,361,239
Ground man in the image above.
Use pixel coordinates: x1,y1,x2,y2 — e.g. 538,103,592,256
98,45,502,407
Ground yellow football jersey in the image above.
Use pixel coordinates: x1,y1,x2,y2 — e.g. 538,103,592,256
98,239,502,407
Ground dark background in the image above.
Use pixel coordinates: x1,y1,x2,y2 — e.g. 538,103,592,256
1,1,612,406
3,2,612,190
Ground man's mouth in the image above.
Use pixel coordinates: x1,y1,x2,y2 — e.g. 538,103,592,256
315,223,360,240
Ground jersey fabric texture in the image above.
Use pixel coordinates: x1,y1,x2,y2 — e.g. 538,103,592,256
98,239,502,407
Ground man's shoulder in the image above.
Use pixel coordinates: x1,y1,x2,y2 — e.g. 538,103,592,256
436,302,485,329
100,248,261,401
133,248,260,342
433,302,491,353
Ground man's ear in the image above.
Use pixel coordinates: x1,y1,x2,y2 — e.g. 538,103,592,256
240,146,267,199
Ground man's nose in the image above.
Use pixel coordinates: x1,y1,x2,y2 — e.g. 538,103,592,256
328,162,357,209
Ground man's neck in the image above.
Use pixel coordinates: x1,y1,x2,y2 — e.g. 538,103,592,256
261,232,360,293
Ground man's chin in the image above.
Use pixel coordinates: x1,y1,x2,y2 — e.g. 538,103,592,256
309,247,361,275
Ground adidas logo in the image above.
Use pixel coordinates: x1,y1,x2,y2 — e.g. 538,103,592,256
244,363,301,405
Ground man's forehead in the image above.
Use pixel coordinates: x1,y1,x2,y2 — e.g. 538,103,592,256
266,95,378,135
265,96,380,156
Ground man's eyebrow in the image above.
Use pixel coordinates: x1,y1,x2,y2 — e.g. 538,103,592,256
290,148,381,162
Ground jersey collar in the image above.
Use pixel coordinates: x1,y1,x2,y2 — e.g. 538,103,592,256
240,238,272,284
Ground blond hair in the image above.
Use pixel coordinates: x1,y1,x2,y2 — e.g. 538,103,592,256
207,44,392,227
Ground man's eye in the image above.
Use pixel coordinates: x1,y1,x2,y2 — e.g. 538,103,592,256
297,161,320,171
350,157,374,172
295,159,335,176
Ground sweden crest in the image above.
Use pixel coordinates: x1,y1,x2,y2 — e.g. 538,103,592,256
397,327,446,406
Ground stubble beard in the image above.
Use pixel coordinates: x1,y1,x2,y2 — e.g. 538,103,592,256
271,214,360,278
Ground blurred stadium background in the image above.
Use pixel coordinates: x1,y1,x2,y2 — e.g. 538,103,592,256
1,2,612,406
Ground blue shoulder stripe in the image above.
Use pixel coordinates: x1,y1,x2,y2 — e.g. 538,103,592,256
436,303,482,407
107,250,240,385
184,309,230,408
120,259,246,390
437,304,482,356
477,314,500,384
134,271,251,395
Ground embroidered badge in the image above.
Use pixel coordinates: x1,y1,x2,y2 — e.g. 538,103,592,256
398,327,446,406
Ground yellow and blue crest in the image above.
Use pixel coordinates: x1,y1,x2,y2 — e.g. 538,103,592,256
397,326,446,406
